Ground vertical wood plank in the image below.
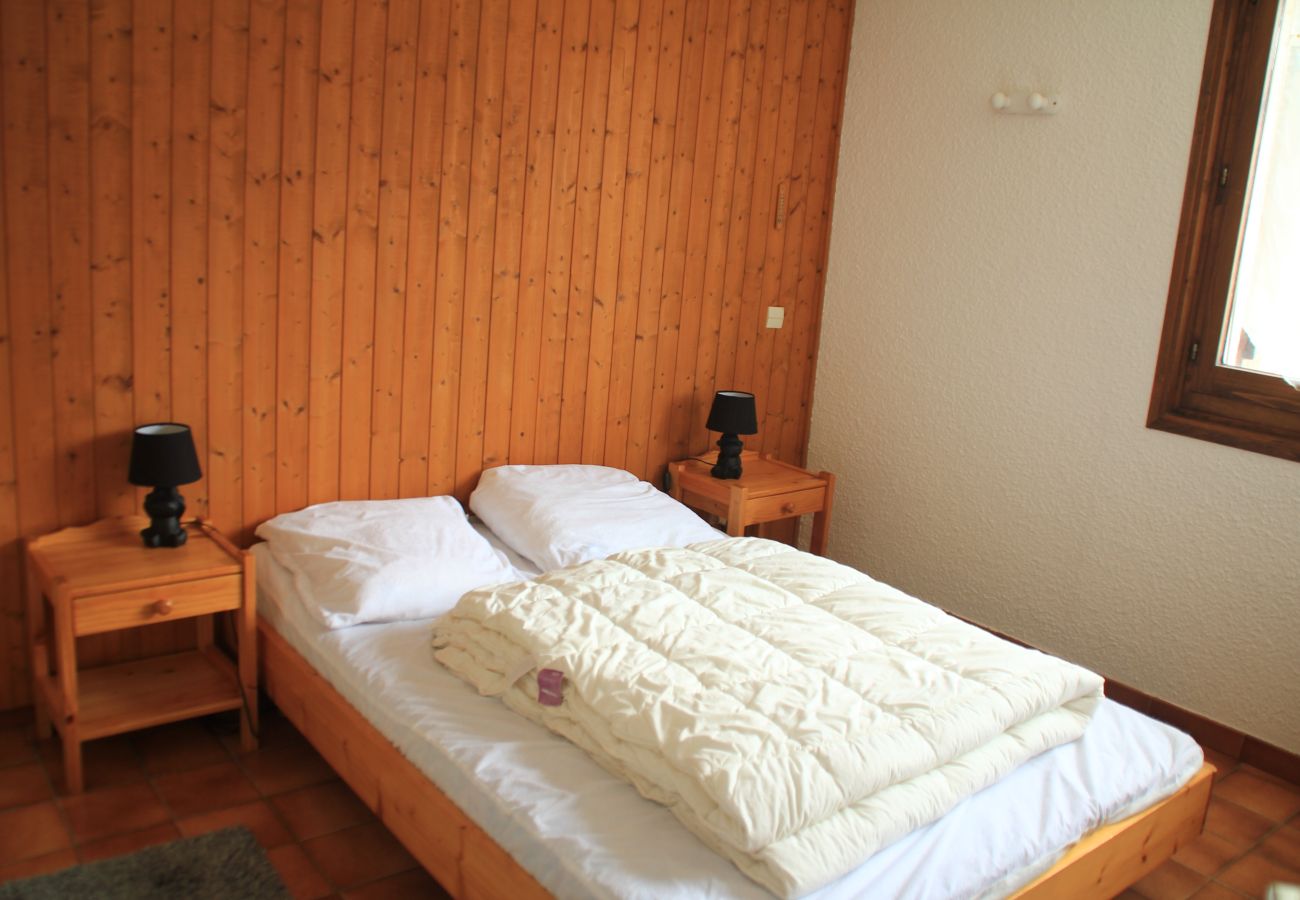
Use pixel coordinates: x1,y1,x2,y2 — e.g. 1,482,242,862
338,0,386,499
369,0,420,500
397,0,451,497
428,0,480,496
508,0,564,470
89,0,137,520
454,0,509,496
480,0,539,472
555,0,615,464
581,0,640,465
275,0,320,514
306,0,355,506
534,0,592,466
171,0,213,517
131,0,173,429
2,0,59,543
602,0,664,470
207,0,249,536
46,0,97,527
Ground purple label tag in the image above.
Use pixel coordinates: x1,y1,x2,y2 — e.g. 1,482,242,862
538,668,565,707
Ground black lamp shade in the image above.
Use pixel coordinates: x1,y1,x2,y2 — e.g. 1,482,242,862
128,423,202,487
706,391,758,435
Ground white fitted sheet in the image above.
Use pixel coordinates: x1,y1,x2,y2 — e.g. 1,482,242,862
253,537,1203,900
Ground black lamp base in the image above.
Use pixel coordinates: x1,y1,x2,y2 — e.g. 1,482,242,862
141,485,189,548
710,434,745,479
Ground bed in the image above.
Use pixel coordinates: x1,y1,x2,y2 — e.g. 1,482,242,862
252,471,1213,899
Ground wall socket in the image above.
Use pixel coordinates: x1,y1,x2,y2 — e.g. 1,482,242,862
765,306,785,329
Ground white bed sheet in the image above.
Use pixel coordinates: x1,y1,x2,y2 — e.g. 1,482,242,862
253,536,1202,900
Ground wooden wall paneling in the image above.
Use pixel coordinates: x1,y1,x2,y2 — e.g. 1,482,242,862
369,0,420,501
131,0,173,433
241,0,285,538
275,0,320,513
579,0,640,466
643,0,710,481
731,0,790,398
89,0,137,521
555,0,616,465
427,0,482,497
480,0,539,472
602,0,664,471
748,0,807,452
46,0,98,528
710,0,768,401
170,0,212,521
764,0,825,456
534,0,592,466
622,0,684,480
206,0,249,537
688,0,750,455
667,0,731,464
0,56,24,708
397,0,451,496
780,0,850,466
338,0,386,500
2,2,59,541
306,0,355,506
453,0,509,497
507,0,564,471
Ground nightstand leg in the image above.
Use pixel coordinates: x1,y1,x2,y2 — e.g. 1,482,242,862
23,558,51,739
238,554,259,752
52,592,82,793
810,472,836,556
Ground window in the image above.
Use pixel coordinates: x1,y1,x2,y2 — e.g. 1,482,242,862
1149,0,1300,462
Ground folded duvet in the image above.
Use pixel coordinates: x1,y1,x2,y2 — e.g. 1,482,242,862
432,538,1104,897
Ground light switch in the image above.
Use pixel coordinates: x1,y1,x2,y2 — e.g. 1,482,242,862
765,306,785,329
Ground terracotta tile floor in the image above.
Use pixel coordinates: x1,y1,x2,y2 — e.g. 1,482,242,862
0,709,1296,899
0,708,449,899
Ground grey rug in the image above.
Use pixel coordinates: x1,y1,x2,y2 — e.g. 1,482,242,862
0,826,289,900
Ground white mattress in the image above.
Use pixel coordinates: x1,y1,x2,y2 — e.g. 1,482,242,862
253,535,1202,900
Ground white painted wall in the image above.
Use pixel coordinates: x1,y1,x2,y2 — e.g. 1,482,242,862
810,0,1300,752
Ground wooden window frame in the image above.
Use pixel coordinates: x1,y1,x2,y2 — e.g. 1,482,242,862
1149,0,1300,463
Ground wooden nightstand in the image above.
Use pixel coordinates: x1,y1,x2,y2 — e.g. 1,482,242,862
668,452,836,555
24,517,257,792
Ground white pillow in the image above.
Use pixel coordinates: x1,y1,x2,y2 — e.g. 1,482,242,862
469,465,720,573
254,497,517,629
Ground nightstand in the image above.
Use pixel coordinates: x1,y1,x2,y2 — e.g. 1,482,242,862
668,452,836,555
24,517,257,792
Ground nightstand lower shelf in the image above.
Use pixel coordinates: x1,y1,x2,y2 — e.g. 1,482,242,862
52,649,242,741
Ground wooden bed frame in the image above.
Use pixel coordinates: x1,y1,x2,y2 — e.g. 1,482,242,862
259,619,1214,899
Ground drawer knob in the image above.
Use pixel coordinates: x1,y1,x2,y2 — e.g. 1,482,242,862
781,502,796,514
152,599,174,617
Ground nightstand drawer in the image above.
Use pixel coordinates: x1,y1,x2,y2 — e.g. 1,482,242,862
75,574,242,636
746,486,825,524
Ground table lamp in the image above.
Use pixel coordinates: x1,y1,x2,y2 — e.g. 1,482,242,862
128,423,202,548
706,391,758,479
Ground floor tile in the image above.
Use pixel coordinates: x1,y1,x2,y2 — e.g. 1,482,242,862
0,802,72,865
342,867,450,900
0,727,35,768
1259,820,1300,869
1189,884,1249,899
1174,831,1244,877
272,781,371,841
77,823,181,864
0,848,78,883
0,761,51,810
133,720,231,775
1214,769,1300,823
153,760,259,818
1216,850,1300,896
41,735,147,793
302,820,417,889
1131,859,1207,900
1205,798,1276,849
58,780,169,843
267,843,333,900
176,799,294,849
241,745,336,797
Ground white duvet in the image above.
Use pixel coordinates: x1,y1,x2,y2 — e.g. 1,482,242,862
432,538,1105,898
